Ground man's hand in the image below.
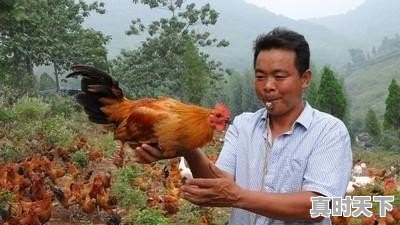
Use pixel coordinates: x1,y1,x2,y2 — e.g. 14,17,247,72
133,144,165,164
133,144,185,164
181,162,242,207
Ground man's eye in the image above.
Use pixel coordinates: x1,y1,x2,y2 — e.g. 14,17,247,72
275,75,287,80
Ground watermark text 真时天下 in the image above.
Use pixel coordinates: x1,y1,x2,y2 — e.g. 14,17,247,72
310,196,394,218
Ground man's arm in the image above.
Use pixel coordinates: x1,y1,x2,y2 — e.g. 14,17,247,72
236,190,323,221
134,144,232,179
181,149,225,179
181,163,323,222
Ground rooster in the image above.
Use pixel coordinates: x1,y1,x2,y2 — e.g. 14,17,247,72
67,65,231,158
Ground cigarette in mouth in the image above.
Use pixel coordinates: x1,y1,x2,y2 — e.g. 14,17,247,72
265,102,273,110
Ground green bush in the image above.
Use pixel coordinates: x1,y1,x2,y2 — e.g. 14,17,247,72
47,95,79,118
7,120,42,141
40,115,74,147
0,142,26,163
13,96,50,121
135,208,171,225
0,107,15,122
70,150,89,168
112,165,146,208
96,132,116,157
380,129,400,151
0,84,31,107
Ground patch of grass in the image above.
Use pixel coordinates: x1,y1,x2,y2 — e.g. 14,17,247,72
46,94,80,118
40,115,75,147
0,142,26,163
0,108,15,123
89,132,116,157
70,150,89,168
13,96,50,121
112,165,147,209
135,208,171,225
352,146,400,168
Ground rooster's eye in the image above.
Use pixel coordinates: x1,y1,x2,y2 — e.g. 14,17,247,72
216,113,221,118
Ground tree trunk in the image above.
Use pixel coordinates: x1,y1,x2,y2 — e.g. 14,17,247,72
25,57,34,76
53,63,60,92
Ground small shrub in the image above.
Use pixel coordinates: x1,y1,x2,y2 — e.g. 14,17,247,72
13,96,50,121
0,108,15,122
8,120,42,141
47,95,79,118
381,129,400,151
0,84,29,107
70,150,89,168
40,115,74,147
0,142,26,163
99,133,116,157
112,165,146,208
135,208,171,225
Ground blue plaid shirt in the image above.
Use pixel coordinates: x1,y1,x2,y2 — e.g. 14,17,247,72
216,103,352,225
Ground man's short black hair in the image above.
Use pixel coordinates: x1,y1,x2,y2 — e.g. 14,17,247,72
253,27,310,75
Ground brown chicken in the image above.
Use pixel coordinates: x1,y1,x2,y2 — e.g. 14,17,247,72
367,168,386,178
383,178,398,195
67,65,230,157
18,208,41,225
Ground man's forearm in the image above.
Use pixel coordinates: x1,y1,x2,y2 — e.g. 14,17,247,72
182,149,215,178
235,190,324,222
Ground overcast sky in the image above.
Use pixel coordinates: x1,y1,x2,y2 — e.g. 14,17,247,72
244,0,366,20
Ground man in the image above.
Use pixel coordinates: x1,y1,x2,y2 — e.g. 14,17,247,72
135,27,352,225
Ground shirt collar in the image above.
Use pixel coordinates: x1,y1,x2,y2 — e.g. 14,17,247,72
259,102,313,130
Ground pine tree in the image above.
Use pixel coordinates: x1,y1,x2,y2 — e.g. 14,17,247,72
365,108,381,143
315,66,347,120
383,79,400,131
304,80,318,106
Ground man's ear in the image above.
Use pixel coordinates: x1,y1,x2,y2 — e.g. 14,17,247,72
301,69,312,89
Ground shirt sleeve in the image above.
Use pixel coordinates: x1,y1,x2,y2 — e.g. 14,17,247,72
215,116,240,176
302,120,353,198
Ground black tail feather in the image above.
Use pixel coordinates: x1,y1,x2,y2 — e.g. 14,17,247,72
67,64,124,124
75,93,109,124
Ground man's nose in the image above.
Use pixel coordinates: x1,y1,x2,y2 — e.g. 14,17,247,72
263,77,276,91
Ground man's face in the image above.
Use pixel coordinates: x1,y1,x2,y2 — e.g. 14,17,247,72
254,49,311,116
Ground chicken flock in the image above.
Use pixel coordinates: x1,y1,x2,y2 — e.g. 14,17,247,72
0,133,207,225
333,161,400,225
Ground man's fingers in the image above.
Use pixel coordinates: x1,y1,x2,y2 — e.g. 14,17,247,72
134,143,163,163
141,144,163,158
181,184,230,207
181,184,211,200
181,191,208,206
134,150,156,163
185,178,216,188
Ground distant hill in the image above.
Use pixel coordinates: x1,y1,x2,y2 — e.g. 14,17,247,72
311,0,400,49
345,55,400,121
80,0,400,124
83,0,353,70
